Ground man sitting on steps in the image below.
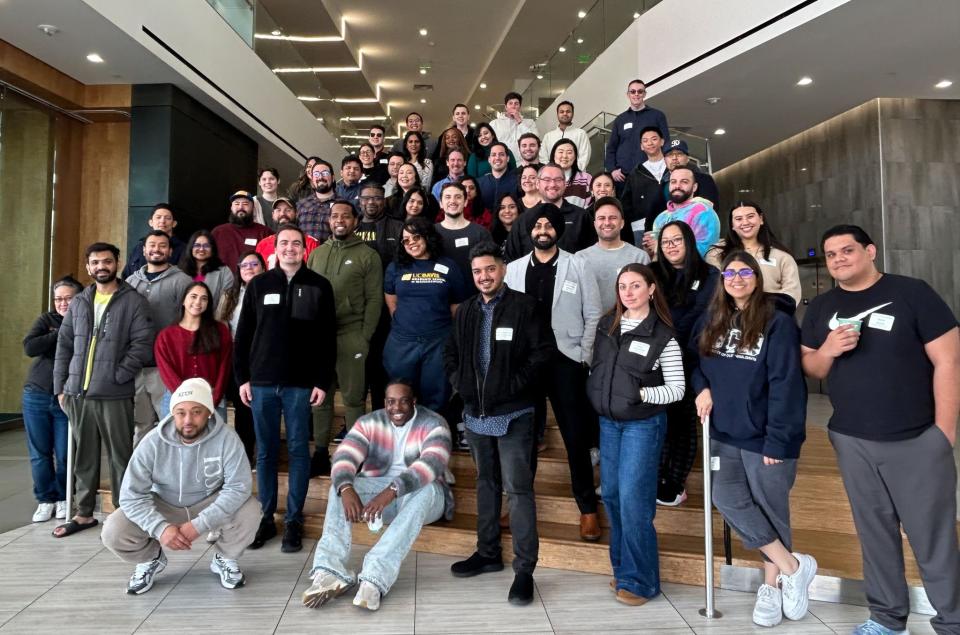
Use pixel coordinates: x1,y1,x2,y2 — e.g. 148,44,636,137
301,380,452,612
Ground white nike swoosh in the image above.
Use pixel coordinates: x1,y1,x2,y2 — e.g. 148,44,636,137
828,302,893,330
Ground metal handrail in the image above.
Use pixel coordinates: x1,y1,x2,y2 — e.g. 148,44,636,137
699,414,722,619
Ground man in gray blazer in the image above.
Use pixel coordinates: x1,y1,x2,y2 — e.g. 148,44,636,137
504,207,603,541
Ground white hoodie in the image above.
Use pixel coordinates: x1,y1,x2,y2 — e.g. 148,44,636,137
119,411,253,538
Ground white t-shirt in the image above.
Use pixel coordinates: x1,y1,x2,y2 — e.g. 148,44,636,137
644,157,667,182
387,415,415,477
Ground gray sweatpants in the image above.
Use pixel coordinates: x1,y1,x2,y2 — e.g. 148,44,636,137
710,439,798,558
830,426,960,634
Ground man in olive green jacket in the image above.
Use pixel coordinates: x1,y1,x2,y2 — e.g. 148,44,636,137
306,200,384,475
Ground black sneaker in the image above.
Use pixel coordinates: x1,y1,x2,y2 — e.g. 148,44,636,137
309,452,331,478
248,518,277,550
332,428,347,444
508,572,535,605
281,520,304,553
450,552,504,578
456,430,470,451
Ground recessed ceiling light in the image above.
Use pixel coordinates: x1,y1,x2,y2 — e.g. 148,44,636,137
536,74,544,80
577,38,584,44
558,46,566,53
479,82,487,89
738,189,752,193
256,33,343,42
796,76,813,86
419,68,427,75
577,10,587,18
86,53,104,63
633,12,641,19
800,167,808,172
705,97,721,105
474,104,481,110
37,24,59,37
714,128,726,135
935,79,953,89
419,28,428,36
270,29,281,36
420,98,427,104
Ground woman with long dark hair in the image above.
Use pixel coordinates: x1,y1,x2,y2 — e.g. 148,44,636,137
432,126,471,183
180,230,235,308
382,216,467,411
490,192,521,249
466,122,517,178
587,263,685,605
401,131,434,191
707,201,801,306
652,220,719,506
287,155,321,205
691,250,814,627
401,186,431,220
154,281,232,420
551,138,592,208
386,162,423,220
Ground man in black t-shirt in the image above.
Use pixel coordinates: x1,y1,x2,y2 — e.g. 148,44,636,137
800,225,960,635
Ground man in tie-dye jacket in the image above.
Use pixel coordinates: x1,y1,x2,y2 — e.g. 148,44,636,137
301,380,452,611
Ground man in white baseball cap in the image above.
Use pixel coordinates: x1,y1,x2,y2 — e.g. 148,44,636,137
101,378,261,595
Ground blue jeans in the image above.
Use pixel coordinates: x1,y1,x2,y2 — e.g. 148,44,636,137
160,390,228,423
383,331,450,411
250,385,312,523
600,413,667,598
311,476,445,594
22,386,68,503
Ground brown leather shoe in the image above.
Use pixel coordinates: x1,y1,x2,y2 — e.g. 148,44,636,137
579,513,601,542
616,589,650,606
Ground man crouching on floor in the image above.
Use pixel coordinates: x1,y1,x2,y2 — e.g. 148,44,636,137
101,378,261,594
302,379,453,611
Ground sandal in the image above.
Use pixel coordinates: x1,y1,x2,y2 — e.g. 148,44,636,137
52,518,99,538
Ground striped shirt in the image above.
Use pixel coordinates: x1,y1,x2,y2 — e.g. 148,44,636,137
621,317,686,404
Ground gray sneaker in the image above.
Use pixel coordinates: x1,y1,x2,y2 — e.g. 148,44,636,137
779,552,817,620
127,549,167,595
209,553,245,589
752,583,782,627
850,620,910,635
302,571,353,608
352,580,381,611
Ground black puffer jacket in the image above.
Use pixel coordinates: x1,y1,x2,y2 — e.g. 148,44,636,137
23,311,62,393
587,312,675,421
53,282,155,399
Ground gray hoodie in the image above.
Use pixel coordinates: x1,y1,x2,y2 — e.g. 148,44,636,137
118,412,254,538
125,264,192,335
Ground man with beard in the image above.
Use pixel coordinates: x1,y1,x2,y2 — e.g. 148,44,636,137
122,204,186,279
540,101,591,171
212,191,273,274
125,230,192,443
503,164,596,261
256,197,319,268
52,242,154,538
297,159,337,243
664,139,719,210
307,201,383,475
504,207,603,542
435,182,492,280
516,133,543,172
647,166,720,257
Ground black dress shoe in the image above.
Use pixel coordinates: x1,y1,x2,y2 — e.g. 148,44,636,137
508,572,535,605
309,452,331,478
450,552,504,578
281,520,304,553
248,518,276,549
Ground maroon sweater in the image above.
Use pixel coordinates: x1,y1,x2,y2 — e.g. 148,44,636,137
154,322,233,404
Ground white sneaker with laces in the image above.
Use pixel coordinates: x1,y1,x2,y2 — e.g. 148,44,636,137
209,552,245,589
127,550,167,595
352,580,381,611
302,571,353,608
32,502,55,523
55,501,67,519
752,583,783,627
779,552,817,620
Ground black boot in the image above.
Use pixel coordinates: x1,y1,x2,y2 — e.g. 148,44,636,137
508,572,535,605
450,552,504,578
248,517,277,549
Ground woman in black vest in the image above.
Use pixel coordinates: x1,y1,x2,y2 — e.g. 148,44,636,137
586,263,685,606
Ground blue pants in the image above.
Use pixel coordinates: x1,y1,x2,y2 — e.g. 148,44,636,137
383,331,450,411
21,387,68,503
600,413,667,599
250,385,312,524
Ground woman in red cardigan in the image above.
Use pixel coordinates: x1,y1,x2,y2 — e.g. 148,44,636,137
155,281,232,420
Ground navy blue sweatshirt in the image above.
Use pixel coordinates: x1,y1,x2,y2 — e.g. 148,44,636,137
603,106,670,174
689,296,806,459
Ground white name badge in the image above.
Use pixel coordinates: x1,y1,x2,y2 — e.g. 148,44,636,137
628,340,650,356
264,293,280,305
623,122,633,130
630,220,644,233
455,237,469,248
434,263,450,274
379,158,389,164
868,312,895,331
691,280,700,291
562,280,578,294
710,456,720,471
495,327,514,341
244,238,258,246
757,257,777,266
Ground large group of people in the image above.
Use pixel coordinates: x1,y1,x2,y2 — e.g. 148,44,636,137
20,80,958,635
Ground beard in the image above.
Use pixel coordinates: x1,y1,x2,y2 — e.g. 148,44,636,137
91,269,117,284
533,233,557,250
230,211,252,226
670,190,691,204
315,182,333,195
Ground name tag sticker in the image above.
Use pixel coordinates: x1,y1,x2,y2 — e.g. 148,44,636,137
264,293,281,305
455,237,469,248
495,327,514,341
623,122,633,130
628,341,650,356
434,263,450,274
691,280,700,291
868,312,895,331
562,280,578,295
710,456,720,471
244,238,258,246
757,257,777,266
630,220,644,232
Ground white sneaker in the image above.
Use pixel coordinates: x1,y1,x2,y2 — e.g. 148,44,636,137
127,550,167,595
302,571,353,608
352,580,381,611
209,553,245,589
207,529,221,543
752,583,783,627
444,467,456,485
32,502,55,523
55,501,67,519
779,552,817,620
590,447,600,466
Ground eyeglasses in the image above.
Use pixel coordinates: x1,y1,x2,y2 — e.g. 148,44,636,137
538,177,565,184
628,89,646,95
359,195,385,202
401,235,424,246
53,296,75,304
239,262,262,270
192,243,212,250
722,268,755,280
312,170,333,177
661,237,684,248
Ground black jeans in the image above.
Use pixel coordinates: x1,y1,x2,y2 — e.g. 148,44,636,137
466,413,539,574
365,306,392,411
544,352,599,514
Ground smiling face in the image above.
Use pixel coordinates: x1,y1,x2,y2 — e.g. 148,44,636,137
406,114,423,132
731,206,763,242
329,203,358,239
591,174,615,199
275,228,305,267
182,284,210,318
520,167,539,194
190,235,211,263
557,103,574,126
397,164,417,189
259,170,278,195
627,81,646,109
823,234,877,285
368,128,384,149
453,106,469,127
149,207,176,234
238,254,263,284
618,270,654,314
401,229,428,260
358,145,375,166
144,234,172,265
443,129,460,149
384,383,416,426
477,126,493,146
553,143,576,170
441,187,465,218
312,165,334,192
471,254,506,300
405,192,426,217
660,224,687,268
498,196,519,227
387,155,404,178
640,130,663,158
488,145,508,172
446,150,465,177
405,135,422,157
723,259,758,305
53,285,78,317
341,161,361,185
668,169,697,204
519,137,540,162
272,200,296,225
594,204,624,242
537,166,565,204
359,188,385,218
531,217,558,250
86,251,118,284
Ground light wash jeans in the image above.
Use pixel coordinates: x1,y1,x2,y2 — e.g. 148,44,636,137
310,476,445,594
